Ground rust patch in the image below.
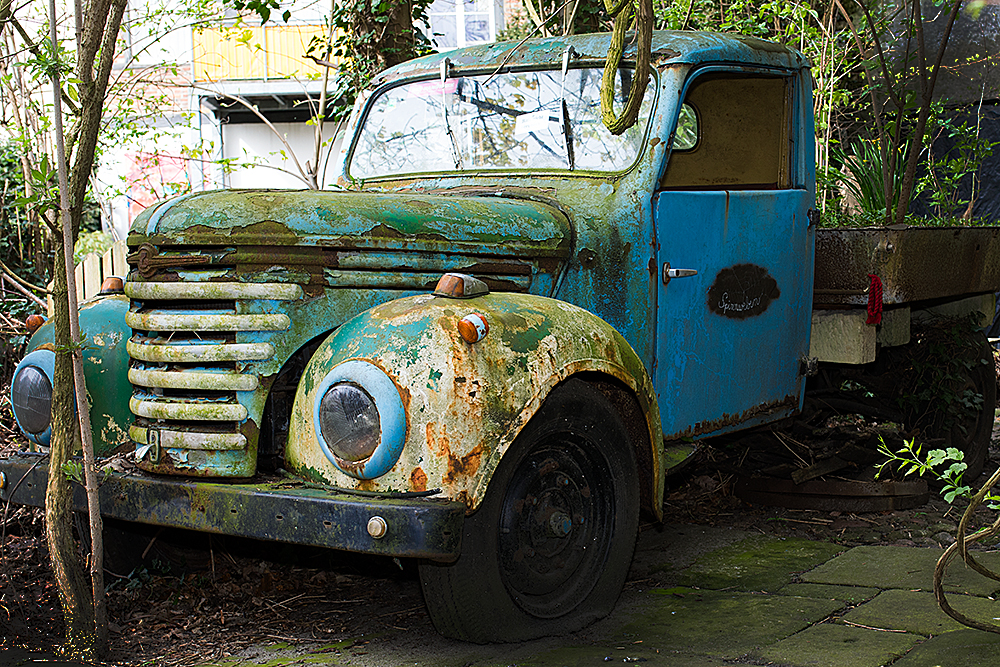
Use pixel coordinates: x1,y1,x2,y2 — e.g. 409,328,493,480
443,443,484,486
707,263,780,319
410,467,428,492
425,422,451,458
672,393,800,440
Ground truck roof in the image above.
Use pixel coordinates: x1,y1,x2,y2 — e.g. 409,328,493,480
370,30,810,89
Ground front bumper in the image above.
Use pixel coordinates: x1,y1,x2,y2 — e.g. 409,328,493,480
0,454,464,561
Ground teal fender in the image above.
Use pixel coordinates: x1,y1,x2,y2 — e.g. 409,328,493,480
285,292,667,517
12,294,132,455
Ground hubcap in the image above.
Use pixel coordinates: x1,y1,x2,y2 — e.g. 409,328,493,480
498,438,614,618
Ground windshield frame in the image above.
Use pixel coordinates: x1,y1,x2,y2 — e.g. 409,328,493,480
345,64,659,183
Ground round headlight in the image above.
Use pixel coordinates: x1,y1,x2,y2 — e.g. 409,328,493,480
312,359,407,479
11,364,52,435
318,383,381,463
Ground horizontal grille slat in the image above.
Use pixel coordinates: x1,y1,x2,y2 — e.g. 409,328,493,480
129,425,246,451
127,340,274,363
320,269,530,290
130,396,249,422
129,368,259,392
126,311,291,332
126,282,304,301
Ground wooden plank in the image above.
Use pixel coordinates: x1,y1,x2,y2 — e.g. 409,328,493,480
791,457,850,484
735,487,929,512
111,239,127,277
737,476,928,498
81,253,101,301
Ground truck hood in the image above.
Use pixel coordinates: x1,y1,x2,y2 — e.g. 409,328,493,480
128,189,570,258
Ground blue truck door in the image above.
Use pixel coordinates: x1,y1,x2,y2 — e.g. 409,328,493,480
653,70,814,439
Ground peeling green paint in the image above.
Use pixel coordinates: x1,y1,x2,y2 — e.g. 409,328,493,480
427,368,442,391
285,292,664,513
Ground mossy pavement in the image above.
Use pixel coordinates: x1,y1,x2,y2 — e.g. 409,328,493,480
189,523,1000,667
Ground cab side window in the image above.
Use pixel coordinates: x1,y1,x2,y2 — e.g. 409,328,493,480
661,73,792,189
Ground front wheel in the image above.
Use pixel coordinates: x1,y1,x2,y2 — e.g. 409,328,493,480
418,379,640,642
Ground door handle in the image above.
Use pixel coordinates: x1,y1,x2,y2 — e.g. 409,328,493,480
662,262,698,285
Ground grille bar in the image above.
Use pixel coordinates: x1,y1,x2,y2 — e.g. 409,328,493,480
126,311,291,332
129,425,247,451
126,282,304,301
129,368,260,392
127,340,274,363
130,396,249,422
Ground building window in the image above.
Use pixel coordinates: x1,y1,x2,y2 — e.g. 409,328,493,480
427,0,504,50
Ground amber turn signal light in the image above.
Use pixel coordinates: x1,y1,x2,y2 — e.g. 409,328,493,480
99,276,125,294
25,314,46,335
433,272,489,299
458,313,489,344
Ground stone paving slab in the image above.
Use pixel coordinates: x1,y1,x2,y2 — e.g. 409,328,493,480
677,536,843,591
750,622,921,667
617,587,842,660
801,545,1000,596
841,589,1000,636
777,582,881,603
194,533,1000,667
891,628,1000,666
522,643,727,666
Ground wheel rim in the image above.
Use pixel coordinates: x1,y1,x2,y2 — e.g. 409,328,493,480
497,435,615,618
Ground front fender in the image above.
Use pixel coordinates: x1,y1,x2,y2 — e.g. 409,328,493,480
12,294,132,454
285,292,664,513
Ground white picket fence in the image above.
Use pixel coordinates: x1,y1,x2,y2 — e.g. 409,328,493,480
47,239,128,315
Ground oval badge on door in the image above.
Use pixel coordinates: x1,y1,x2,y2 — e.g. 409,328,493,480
707,264,780,319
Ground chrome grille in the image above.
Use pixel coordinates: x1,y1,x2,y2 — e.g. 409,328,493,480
125,280,302,462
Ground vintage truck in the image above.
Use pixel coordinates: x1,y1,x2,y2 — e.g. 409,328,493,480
3,31,999,642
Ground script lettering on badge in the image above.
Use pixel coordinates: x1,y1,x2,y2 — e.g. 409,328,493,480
707,264,779,319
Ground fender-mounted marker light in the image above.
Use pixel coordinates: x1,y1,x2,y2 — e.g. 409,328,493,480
433,272,489,299
458,313,489,344
99,276,125,295
25,314,46,335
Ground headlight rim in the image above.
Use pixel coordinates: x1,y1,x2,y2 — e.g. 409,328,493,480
10,349,56,447
312,359,407,480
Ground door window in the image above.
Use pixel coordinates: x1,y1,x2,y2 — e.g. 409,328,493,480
662,73,791,189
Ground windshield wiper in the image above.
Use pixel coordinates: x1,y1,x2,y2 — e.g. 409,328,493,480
440,59,464,170
560,47,576,170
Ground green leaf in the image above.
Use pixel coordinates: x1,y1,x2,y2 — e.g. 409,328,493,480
60,460,83,484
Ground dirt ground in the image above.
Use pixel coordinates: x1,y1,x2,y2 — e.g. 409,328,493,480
2,388,999,666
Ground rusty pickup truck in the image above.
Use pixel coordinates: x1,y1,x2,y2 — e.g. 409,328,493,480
4,31,998,642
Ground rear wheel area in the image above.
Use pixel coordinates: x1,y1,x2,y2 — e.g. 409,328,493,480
932,330,995,481
418,378,640,642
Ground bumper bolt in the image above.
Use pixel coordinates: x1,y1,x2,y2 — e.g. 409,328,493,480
367,515,388,539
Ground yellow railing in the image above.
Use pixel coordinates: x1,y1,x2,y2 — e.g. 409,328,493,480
47,239,128,316
192,24,329,82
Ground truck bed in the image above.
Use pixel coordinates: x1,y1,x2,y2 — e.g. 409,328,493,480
813,227,1000,308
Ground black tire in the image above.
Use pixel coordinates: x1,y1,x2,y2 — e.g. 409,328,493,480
418,378,640,643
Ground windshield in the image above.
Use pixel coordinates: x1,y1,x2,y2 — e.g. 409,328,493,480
349,67,655,179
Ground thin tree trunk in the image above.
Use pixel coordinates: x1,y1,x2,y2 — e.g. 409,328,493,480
46,246,96,653
44,0,127,658
894,0,963,226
